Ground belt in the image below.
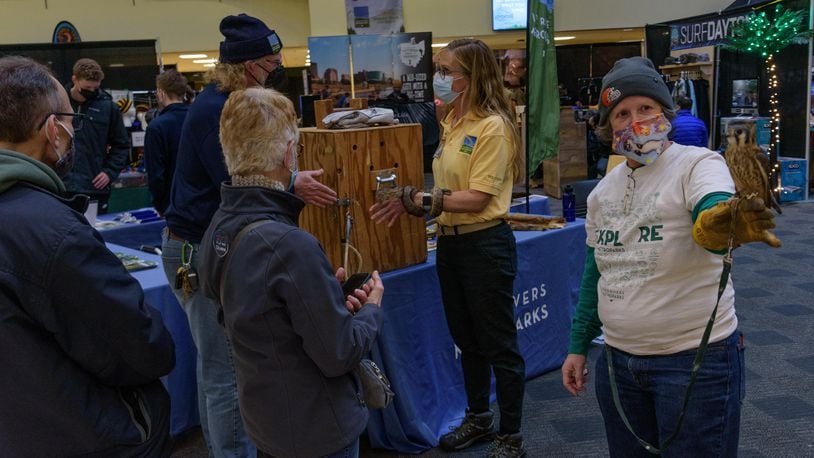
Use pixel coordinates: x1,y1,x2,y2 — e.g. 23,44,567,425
167,229,187,242
438,219,502,236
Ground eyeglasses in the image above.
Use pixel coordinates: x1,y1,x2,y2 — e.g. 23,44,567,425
38,112,86,132
435,66,462,79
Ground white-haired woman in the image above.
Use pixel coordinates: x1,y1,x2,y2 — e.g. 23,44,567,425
198,87,384,458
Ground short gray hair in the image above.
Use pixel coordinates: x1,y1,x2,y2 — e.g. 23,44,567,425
0,56,62,143
219,87,298,176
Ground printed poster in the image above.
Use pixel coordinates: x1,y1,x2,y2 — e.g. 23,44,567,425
309,32,432,104
346,0,404,35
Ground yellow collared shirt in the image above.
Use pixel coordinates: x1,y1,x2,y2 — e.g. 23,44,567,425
433,109,515,227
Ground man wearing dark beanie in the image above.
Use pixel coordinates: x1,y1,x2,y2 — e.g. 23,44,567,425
562,56,777,456
162,13,337,457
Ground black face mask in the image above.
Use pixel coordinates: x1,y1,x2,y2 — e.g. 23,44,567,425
254,62,287,92
265,66,288,92
79,88,99,100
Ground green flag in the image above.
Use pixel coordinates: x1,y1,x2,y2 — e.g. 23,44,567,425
527,0,559,176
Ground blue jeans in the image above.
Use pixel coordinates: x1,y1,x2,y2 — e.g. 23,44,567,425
595,331,744,458
436,221,525,434
162,231,256,458
258,438,359,458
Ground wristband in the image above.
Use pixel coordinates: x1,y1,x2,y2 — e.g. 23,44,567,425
400,185,425,217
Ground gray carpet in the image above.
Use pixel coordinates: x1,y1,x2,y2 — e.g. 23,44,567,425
172,199,814,457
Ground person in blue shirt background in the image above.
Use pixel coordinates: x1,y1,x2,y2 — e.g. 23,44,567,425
670,96,708,147
144,69,189,215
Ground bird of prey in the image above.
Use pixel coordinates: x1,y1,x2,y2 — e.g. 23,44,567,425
723,120,782,215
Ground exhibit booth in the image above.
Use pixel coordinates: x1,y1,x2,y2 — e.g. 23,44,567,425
646,0,812,201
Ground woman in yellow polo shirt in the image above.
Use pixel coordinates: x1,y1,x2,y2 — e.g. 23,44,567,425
370,38,526,457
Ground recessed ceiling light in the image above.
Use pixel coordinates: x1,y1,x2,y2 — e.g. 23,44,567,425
623,28,634,32
109,63,125,68
554,36,576,41
179,54,208,59
192,59,218,64
431,43,448,48
203,63,216,67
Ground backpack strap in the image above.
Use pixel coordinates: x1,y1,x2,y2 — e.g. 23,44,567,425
218,219,272,308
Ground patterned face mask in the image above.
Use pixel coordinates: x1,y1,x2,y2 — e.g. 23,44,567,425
612,113,672,166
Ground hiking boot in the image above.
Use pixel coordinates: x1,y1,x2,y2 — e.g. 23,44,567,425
438,410,495,451
487,432,527,458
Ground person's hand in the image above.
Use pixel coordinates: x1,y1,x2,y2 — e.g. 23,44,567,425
294,169,337,208
92,172,111,189
693,196,780,249
562,354,588,396
369,198,406,227
365,271,384,307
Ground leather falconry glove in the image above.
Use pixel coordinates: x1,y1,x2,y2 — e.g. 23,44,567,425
692,196,781,250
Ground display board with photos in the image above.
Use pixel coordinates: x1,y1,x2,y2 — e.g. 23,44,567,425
308,32,433,104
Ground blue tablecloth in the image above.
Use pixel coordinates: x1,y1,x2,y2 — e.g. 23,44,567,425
95,197,548,251
366,219,586,453
105,243,199,437
509,194,550,215
97,209,166,250
101,215,584,448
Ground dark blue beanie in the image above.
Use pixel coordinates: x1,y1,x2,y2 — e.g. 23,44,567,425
219,14,283,63
598,57,674,126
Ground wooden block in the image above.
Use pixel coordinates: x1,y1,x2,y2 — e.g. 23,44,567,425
299,124,426,273
313,99,334,129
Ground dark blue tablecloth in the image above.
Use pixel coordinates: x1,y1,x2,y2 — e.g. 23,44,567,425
101,213,584,449
510,194,551,215
105,243,199,437
366,219,586,453
96,197,548,252
97,209,166,250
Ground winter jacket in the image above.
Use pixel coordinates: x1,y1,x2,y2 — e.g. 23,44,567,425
144,103,189,214
671,109,709,148
0,149,175,456
165,83,230,242
62,85,131,195
198,184,382,458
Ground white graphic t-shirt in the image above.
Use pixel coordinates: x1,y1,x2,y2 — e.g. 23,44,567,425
586,143,738,355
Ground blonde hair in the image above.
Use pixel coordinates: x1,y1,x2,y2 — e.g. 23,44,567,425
219,87,298,176
206,61,249,93
443,39,524,183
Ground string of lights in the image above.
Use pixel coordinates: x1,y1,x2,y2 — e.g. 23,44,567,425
727,4,812,196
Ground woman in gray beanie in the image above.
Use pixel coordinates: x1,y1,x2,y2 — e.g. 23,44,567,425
561,56,777,456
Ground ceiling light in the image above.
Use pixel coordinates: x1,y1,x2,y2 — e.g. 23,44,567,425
431,43,448,48
179,54,208,59
203,63,216,67
108,63,124,68
554,36,576,41
192,58,218,64
623,28,634,32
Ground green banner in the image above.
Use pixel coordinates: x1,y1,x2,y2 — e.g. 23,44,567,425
527,0,559,175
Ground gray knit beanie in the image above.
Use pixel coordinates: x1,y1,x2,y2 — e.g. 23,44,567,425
598,57,674,126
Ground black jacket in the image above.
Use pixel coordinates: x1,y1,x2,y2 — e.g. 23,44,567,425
165,83,230,242
199,184,382,457
0,149,175,456
62,85,131,195
144,103,189,214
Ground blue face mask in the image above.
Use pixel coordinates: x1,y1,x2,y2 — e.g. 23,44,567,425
433,72,461,104
287,145,299,193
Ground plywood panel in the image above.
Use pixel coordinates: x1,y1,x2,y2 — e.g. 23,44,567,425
299,124,426,273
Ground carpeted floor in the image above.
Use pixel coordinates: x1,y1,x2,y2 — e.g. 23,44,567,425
172,199,814,457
